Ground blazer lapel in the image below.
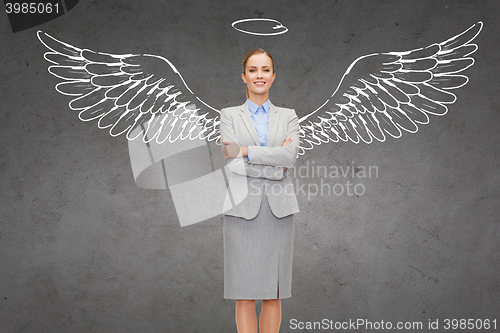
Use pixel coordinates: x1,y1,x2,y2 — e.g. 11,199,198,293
239,102,260,146
266,102,278,147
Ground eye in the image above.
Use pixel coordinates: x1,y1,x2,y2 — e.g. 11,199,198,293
249,69,256,72
264,69,270,72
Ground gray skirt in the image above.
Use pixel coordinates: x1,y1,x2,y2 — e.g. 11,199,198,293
223,190,295,300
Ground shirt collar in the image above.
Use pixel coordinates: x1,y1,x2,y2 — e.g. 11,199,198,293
247,99,270,114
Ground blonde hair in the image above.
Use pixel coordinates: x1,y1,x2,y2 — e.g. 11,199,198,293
242,49,275,99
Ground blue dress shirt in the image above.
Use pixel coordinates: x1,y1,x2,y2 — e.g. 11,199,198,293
246,99,270,161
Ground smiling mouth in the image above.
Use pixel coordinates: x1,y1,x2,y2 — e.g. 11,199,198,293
254,81,266,86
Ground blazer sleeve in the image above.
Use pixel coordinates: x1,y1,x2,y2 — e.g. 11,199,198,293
220,108,285,181
246,109,300,168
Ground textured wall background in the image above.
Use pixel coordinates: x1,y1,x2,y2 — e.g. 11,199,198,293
1,0,499,332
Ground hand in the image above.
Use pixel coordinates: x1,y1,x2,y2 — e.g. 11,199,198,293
221,141,242,161
282,138,292,146
282,138,292,170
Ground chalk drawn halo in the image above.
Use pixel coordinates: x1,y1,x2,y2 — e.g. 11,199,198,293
232,18,288,36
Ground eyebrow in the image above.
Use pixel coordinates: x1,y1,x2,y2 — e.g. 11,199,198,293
247,65,271,68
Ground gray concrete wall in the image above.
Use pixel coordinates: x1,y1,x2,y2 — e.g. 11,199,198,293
1,0,499,332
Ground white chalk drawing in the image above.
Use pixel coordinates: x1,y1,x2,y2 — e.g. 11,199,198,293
37,22,482,225
298,22,482,154
37,32,220,144
38,21,483,154
231,18,288,36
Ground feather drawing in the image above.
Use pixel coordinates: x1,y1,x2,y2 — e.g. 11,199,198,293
37,31,221,144
37,21,483,225
298,22,482,154
37,21,482,154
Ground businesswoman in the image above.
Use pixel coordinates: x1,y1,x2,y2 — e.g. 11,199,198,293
220,49,300,333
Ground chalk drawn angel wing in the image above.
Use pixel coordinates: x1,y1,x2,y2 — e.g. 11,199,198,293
298,21,483,155
37,31,221,144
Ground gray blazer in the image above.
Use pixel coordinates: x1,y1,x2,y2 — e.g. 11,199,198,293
220,101,300,220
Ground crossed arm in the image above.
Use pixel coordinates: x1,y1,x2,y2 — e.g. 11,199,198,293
245,109,300,168
219,108,300,181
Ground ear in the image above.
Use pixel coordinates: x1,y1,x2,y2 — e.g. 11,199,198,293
271,73,276,82
241,73,247,84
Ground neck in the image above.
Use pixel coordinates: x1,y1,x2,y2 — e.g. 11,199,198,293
247,92,269,107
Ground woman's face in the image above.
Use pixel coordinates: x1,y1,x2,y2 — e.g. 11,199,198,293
241,53,276,97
